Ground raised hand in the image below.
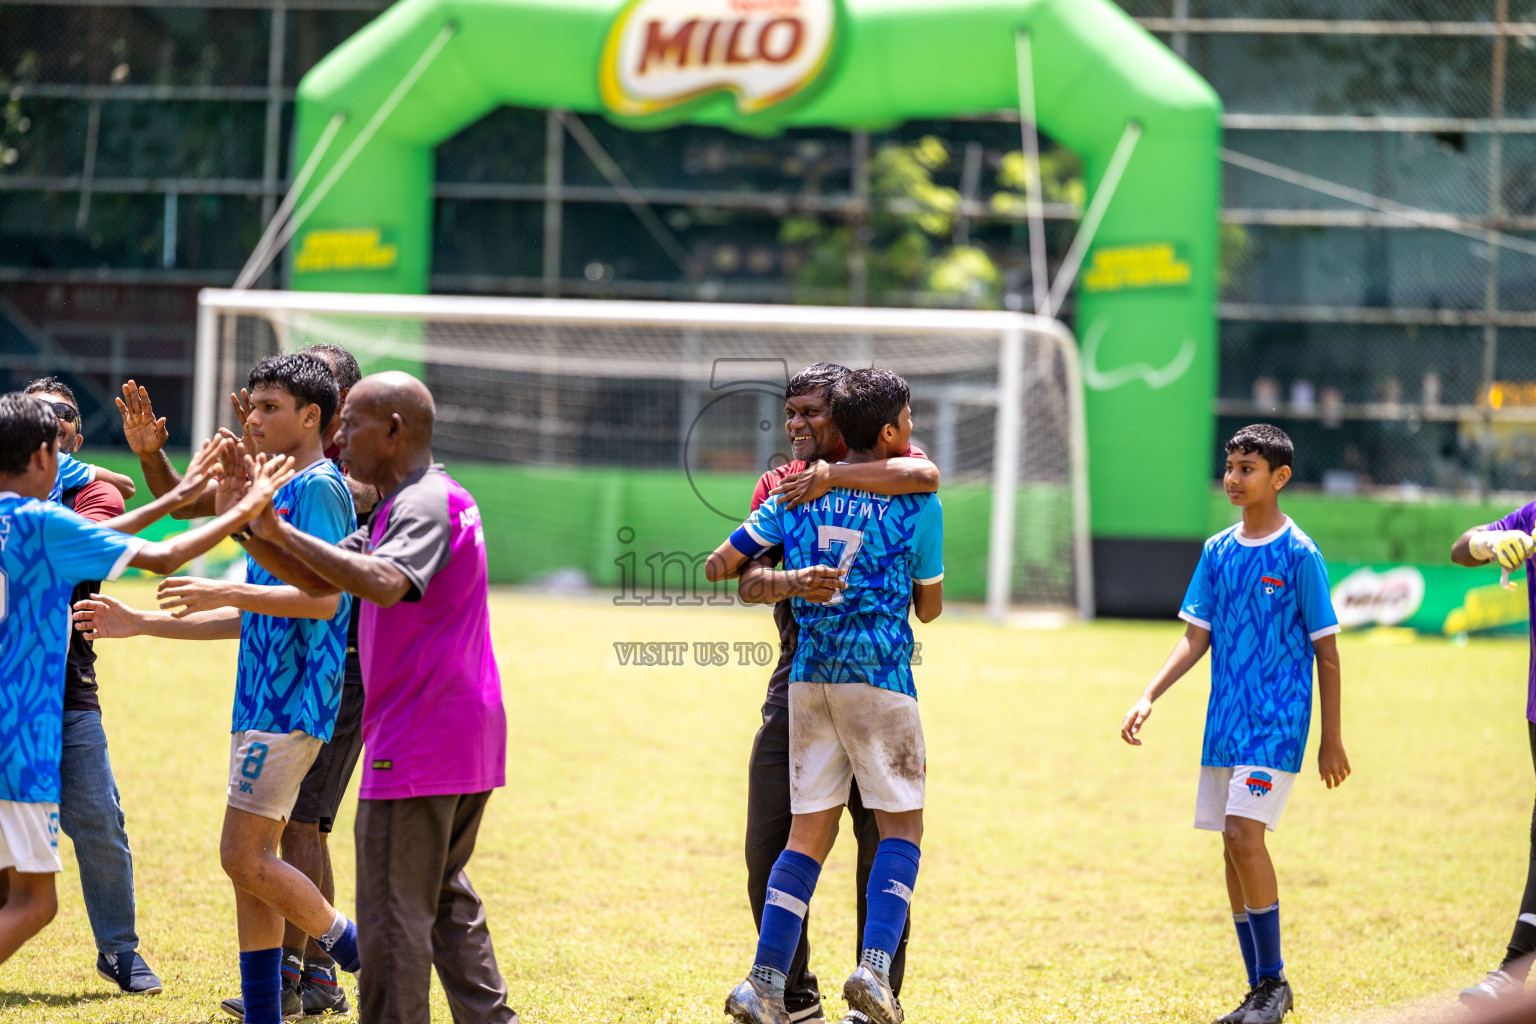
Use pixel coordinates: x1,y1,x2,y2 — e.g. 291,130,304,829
165,437,228,509
72,593,145,639
157,576,233,618
248,498,284,542
213,436,248,516
230,388,258,456
117,380,169,455
238,453,297,515
769,460,832,509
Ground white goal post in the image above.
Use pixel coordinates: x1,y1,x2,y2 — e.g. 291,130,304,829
196,288,1093,621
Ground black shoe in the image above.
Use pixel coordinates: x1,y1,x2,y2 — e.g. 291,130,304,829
1214,986,1260,1024
1242,978,1293,1024
300,961,350,1017
96,951,163,995
220,982,304,1022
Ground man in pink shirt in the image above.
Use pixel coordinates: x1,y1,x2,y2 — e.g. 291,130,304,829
247,371,517,1024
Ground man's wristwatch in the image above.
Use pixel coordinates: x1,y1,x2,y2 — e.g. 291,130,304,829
231,526,253,543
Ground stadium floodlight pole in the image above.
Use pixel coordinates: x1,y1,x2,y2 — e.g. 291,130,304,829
234,111,346,291
240,22,458,288
1014,32,1052,318
1046,121,1142,315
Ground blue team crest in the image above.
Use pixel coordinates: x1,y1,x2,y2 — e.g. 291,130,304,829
1245,771,1274,796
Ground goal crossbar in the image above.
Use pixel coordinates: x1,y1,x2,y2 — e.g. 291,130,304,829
196,288,1094,622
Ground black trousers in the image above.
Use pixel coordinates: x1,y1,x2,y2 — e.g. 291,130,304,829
1503,721,1536,976
355,791,518,1024
745,702,910,1017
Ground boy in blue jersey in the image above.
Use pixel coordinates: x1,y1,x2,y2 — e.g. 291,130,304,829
75,354,359,1024
31,376,136,505
0,391,293,967
706,367,943,1024
1121,424,1350,1024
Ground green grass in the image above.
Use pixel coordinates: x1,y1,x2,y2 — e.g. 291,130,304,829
2,584,1532,1022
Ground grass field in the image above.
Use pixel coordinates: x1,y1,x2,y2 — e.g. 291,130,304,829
1,582,1533,1023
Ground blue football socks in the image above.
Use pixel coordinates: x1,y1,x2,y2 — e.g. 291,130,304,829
1246,902,1284,980
755,850,821,981
1233,913,1258,988
317,912,361,973
239,948,283,1024
861,838,921,972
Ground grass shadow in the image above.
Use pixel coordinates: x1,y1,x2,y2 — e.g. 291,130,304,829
0,990,120,1009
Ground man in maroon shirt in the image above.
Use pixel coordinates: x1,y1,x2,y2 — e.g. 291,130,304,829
727,362,939,1024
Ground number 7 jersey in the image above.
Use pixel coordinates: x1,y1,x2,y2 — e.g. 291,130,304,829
731,488,943,697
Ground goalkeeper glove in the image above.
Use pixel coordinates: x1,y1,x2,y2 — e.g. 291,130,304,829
1470,530,1536,572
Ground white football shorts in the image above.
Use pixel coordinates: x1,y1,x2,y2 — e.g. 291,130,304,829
1195,765,1297,832
228,730,323,821
0,799,62,874
788,681,926,814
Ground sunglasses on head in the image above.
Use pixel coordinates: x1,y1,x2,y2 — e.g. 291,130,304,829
47,402,79,424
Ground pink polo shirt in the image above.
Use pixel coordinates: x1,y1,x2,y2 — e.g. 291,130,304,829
340,464,507,800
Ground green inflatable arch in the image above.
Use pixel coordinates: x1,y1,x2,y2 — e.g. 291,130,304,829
289,0,1221,613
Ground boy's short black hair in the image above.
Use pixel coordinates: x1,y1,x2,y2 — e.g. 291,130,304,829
830,367,910,452
248,352,340,431
1226,423,1294,472
0,393,60,475
786,361,849,400
23,376,77,409
303,343,361,393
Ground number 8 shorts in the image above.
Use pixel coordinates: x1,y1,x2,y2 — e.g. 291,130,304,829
228,729,325,821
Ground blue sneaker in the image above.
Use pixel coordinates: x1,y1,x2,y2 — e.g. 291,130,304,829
96,951,163,995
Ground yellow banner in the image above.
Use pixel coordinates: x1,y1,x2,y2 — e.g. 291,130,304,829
1082,243,1191,293
293,228,398,274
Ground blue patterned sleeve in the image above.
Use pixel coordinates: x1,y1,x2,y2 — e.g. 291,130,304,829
1179,545,1214,631
290,469,357,545
42,502,142,583
910,495,944,584
730,494,783,558
1296,545,1340,641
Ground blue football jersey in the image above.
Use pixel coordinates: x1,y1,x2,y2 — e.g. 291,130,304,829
731,488,943,697
49,454,95,502
1180,516,1339,773
0,494,141,803
234,460,354,740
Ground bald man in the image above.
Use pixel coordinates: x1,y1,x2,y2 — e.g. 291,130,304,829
247,373,518,1024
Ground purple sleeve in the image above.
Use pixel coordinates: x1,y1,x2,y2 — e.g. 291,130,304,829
1492,504,1536,533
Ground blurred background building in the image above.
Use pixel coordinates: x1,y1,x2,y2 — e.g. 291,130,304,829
1,0,1532,496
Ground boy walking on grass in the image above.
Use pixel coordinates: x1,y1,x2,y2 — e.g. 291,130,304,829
1121,423,1350,1024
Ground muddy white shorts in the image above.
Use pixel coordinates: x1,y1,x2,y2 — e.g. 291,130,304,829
0,800,61,873
1194,765,1297,832
228,730,323,821
788,681,926,814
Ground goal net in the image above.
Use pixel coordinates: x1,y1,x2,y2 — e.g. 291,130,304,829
195,289,1092,620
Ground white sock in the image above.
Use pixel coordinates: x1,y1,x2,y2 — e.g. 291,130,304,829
320,911,349,948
